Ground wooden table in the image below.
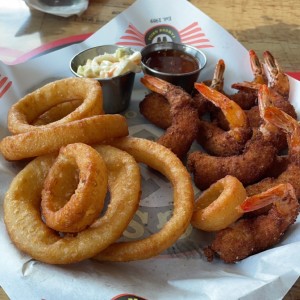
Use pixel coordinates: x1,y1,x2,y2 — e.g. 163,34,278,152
0,0,299,299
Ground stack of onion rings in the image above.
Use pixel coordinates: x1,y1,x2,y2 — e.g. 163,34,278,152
4,137,194,264
2,76,195,265
8,77,103,134
0,114,129,160
4,143,141,264
0,77,129,161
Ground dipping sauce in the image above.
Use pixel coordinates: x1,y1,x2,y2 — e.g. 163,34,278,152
142,49,199,74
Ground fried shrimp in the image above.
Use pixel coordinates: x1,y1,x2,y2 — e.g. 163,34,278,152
193,59,226,116
207,183,299,263
140,75,199,158
246,107,300,198
195,83,252,157
256,84,288,149
232,51,297,120
231,50,296,138
230,49,267,110
264,107,300,162
207,53,265,131
263,50,289,99
139,59,226,130
212,51,266,130
139,92,171,130
187,132,277,190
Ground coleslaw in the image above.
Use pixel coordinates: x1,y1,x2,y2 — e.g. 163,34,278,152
76,48,142,79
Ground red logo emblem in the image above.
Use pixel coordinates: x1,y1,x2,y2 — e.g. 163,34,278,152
111,293,147,300
116,22,213,49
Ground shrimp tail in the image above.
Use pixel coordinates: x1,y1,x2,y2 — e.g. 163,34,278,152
231,50,266,91
239,183,294,213
210,59,226,91
263,50,289,98
249,49,267,84
231,81,262,92
140,74,170,95
264,106,299,136
194,82,249,130
264,106,300,164
258,84,273,116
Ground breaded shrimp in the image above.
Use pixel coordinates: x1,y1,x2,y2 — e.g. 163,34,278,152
195,83,252,157
264,50,289,99
232,51,297,119
188,83,289,190
139,59,226,129
139,92,171,129
187,131,277,190
140,75,199,158
207,183,299,263
256,84,288,150
246,107,300,199
213,51,266,129
230,49,267,110
230,51,296,145
193,59,226,116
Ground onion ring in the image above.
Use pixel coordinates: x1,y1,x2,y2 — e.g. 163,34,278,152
41,143,108,233
0,114,128,161
191,175,247,231
94,136,194,262
32,99,82,126
7,77,103,134
4,144,141,264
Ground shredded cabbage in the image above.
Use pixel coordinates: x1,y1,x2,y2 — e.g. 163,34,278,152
77,48,141,79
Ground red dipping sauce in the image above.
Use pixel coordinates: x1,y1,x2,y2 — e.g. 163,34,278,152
142,49,199,74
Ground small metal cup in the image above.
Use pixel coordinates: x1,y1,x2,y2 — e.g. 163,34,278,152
70,45,136,114
141,42,207,93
